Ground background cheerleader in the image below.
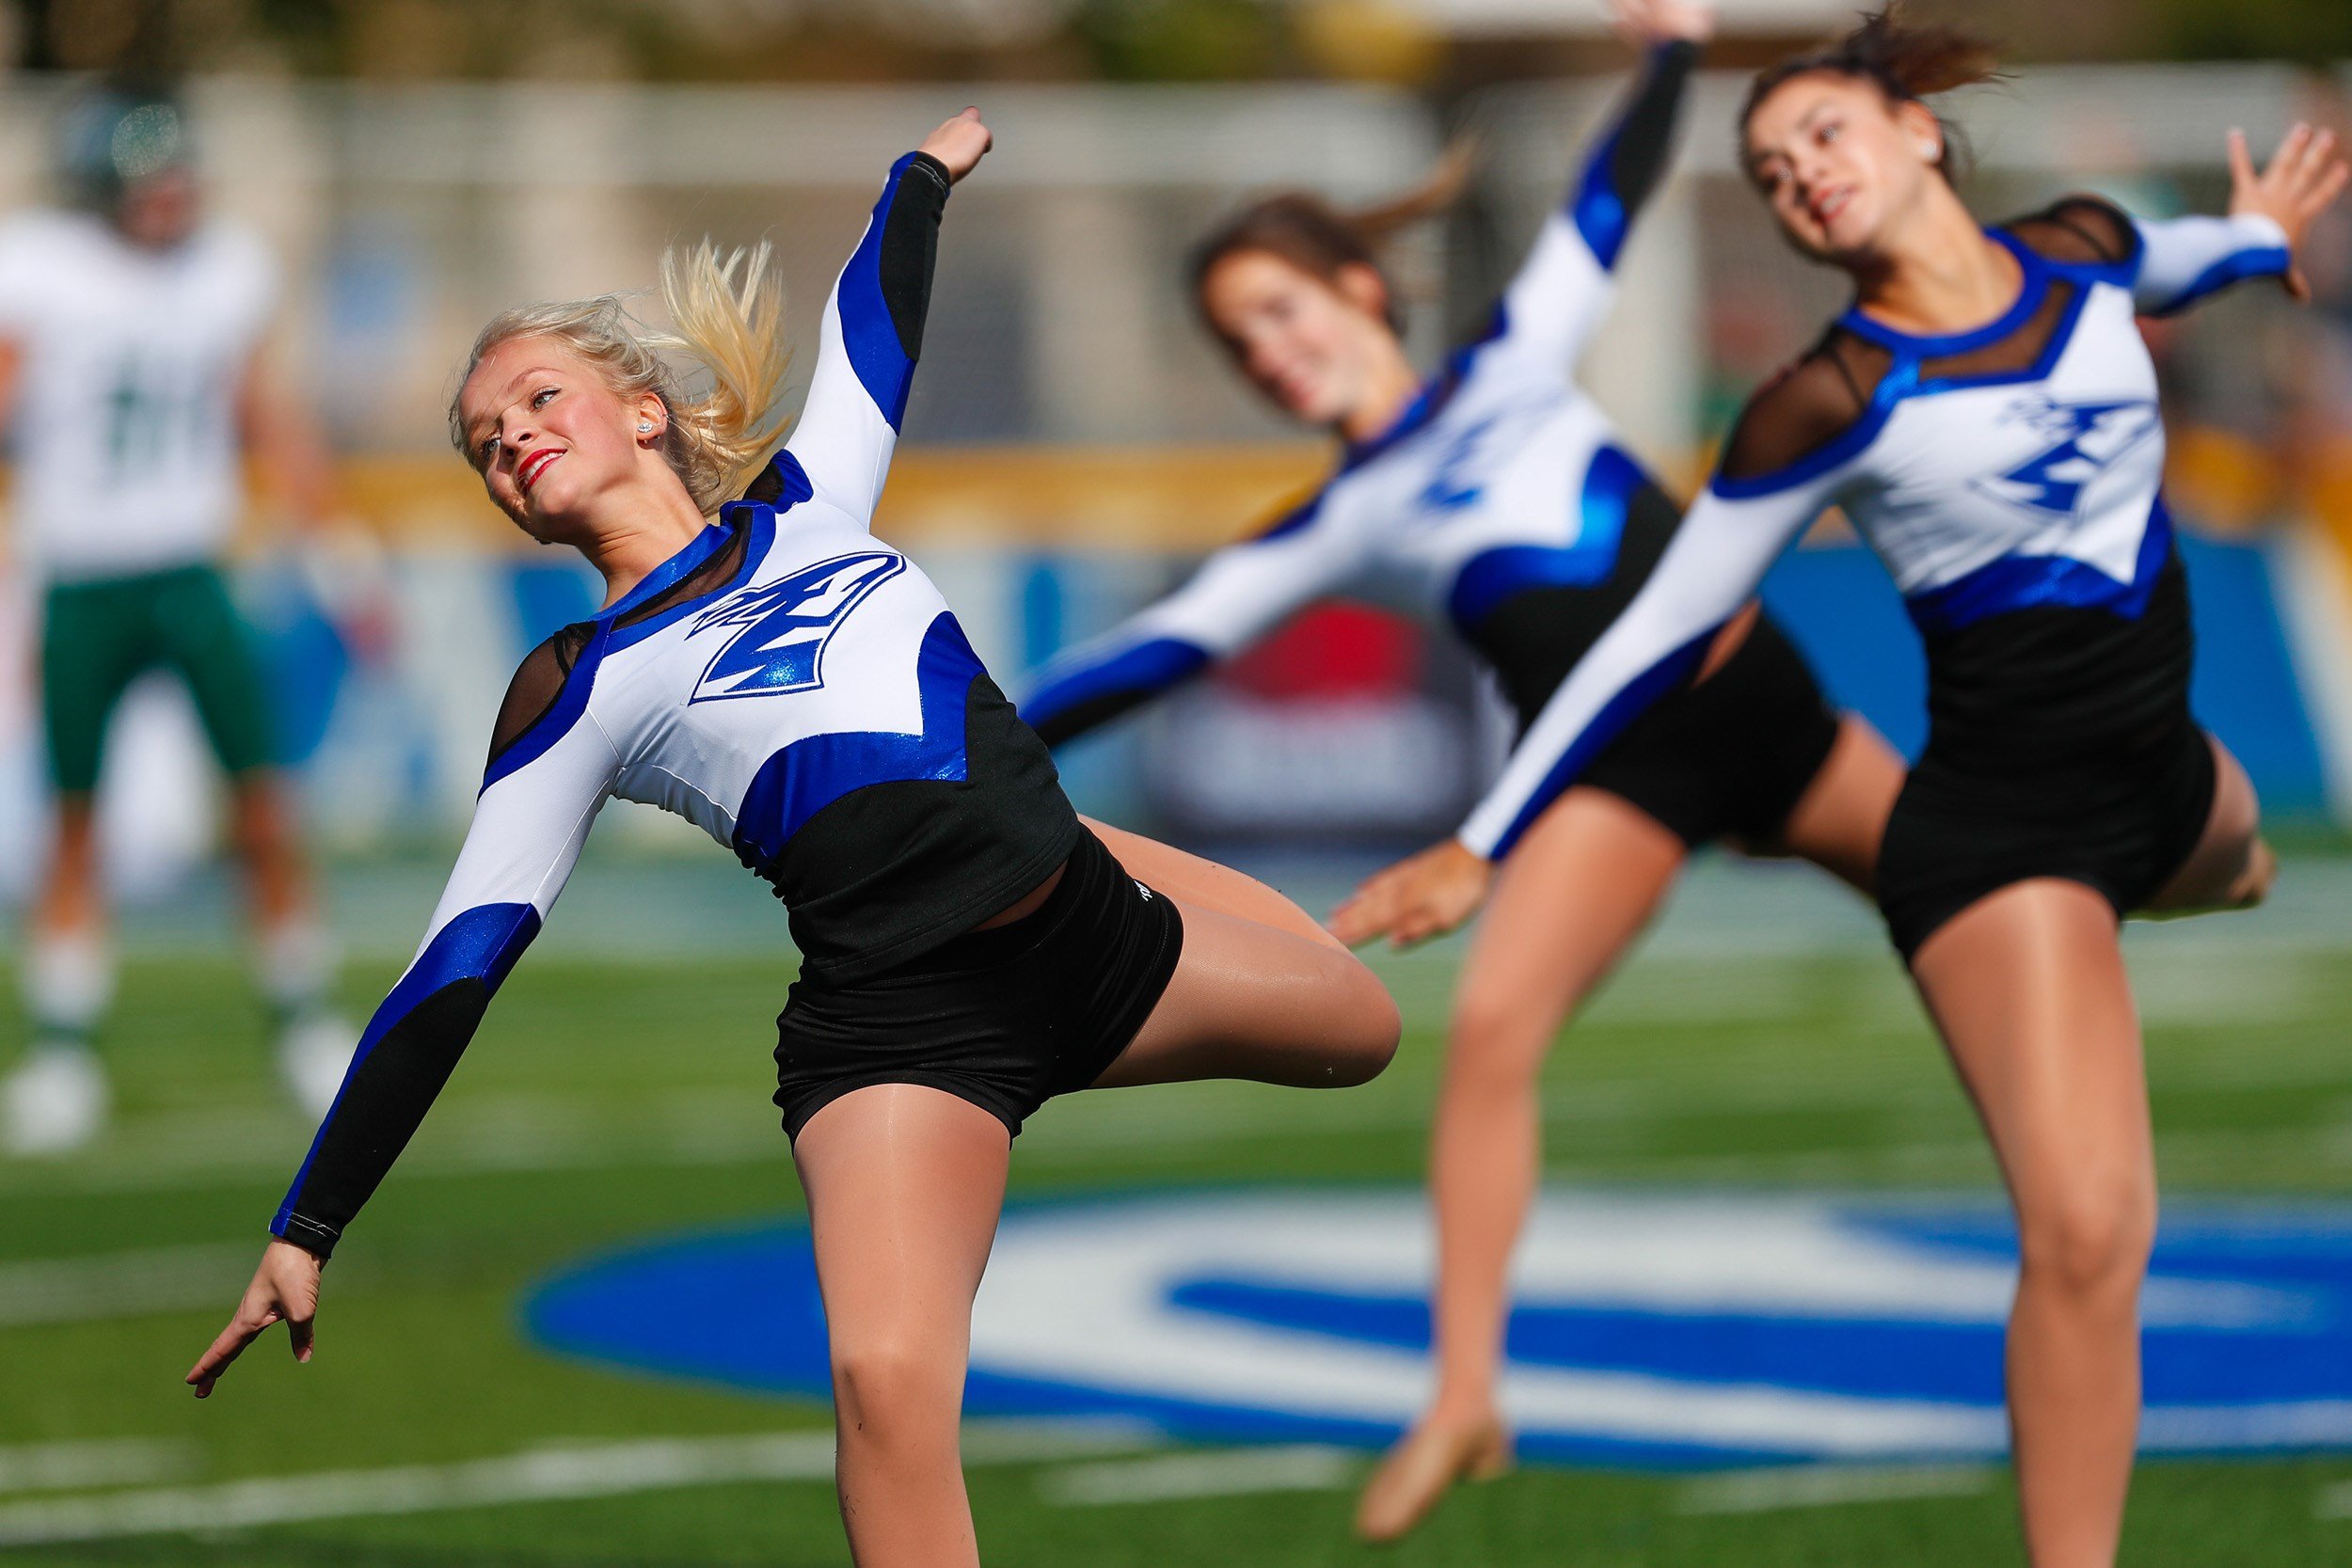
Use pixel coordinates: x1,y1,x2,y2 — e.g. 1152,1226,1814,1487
1346,14,2345,1563
1022,0,1902,1538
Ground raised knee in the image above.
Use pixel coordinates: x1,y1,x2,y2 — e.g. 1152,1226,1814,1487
1326,965,1401,1087
1447,990,1558,1066
830,1338,960,1446
2018,1184,2155,1300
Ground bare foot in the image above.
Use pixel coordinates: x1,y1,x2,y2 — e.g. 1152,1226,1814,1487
1354,1414,1513,1544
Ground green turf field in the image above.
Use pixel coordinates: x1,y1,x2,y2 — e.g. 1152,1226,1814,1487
6,850,2352,1564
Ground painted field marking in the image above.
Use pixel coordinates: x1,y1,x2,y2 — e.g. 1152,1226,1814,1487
0,1091,792,1200
0,1243,261,1328
1676,1465,1997,1515
1038,1445,1359,1507
0,1440,196,1494
0,1422,1155,1548
2314,1479,2352,1519
2125,949,2318,1026
532,1190,2352,1467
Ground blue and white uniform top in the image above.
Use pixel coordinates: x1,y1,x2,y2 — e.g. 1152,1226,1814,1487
1023,44,1703,751
272,152,1077,1259
1456,196,2293,860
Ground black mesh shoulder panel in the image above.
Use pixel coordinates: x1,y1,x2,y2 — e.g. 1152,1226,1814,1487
487,624,594,766
1718,328,1889,484
1917,277,2082,384
2005,195,2139,268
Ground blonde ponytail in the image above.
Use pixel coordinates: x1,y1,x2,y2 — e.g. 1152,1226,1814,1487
648,242,791,509
450,241,792,516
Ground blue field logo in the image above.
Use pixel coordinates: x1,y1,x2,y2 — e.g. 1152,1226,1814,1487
525,1190,2352,1467
688,550,904,703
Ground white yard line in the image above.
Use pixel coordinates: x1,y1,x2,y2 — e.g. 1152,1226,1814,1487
0,1097,790,1200
0,1440,195,1494
1036,1445,1359,1507
0,1243,261,1328
1676,1464,1997,1515
0,1423,1155,1548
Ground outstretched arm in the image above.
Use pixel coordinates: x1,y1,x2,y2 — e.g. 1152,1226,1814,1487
1022,491,1363,746
1454,483,1801,859
2131,122,2345,314
786,110,990,519
188,635,619,1395
1331,466,1837,948
1484,4,1708,372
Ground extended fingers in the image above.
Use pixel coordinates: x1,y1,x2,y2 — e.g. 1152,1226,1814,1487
2296,132,2349,214
2266,123,2347,204
1387,890,1455,950
1328,883,1400,945
2229,127,2257,190
2267,121,2315,184
186,1310,275,1397
287,1306,316,1363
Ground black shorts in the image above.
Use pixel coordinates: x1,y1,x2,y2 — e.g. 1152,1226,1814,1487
773,825,1184,1140
1877,720,2217,962
1578,613,1844,849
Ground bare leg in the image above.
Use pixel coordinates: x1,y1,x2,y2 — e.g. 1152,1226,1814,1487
1913,880,2154,1568
1081,819,1399,1090
1769,715,1905,897
32,795,103,940
228,773,315,933
1354,788,1684,1542
24,797,114,1056
2144,734,2272,914
1081,816,1348,951
1428,790,1684,1424
792,1084,1011,1568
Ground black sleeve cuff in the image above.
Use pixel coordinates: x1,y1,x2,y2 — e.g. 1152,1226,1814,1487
272,1212,341,1260
906,150,954,195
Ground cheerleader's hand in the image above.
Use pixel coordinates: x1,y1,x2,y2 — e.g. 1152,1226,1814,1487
1607,0,1716,48
186,1240,324,1398
2229,122,2349,302
1329,839,1493,950
918,107,993,184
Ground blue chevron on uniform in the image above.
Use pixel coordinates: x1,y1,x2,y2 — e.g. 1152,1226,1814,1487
688,550,904,703
1970,395,2158,518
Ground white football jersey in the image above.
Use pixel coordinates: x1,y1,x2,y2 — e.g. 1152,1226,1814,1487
0,210,276,581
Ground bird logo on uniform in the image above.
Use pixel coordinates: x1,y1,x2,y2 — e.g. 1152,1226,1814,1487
1972,396,2159,519
1420,414,1502,514
688,550,906,703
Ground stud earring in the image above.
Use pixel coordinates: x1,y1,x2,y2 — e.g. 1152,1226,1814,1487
638,420,656,433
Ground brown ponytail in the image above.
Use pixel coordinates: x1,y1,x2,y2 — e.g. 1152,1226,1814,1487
1742,8,2005,179
1189,137,1478,334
